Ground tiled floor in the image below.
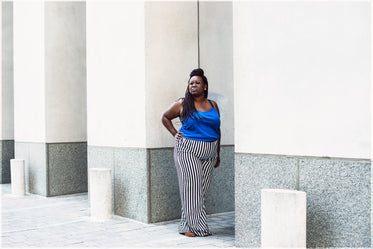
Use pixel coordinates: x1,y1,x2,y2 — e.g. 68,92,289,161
1,184,235,247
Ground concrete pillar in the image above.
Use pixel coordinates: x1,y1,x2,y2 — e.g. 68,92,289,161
261,189,306,248
234,2,370,247
198,1,234,214
10,159,25,196
89,168,112,221
87,1,197,223
87,0,234,224
13,2,87,196
1,1,14,184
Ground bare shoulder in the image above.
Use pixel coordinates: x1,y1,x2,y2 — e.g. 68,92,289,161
163,98,183,119
210,99,219,109
172,98,183,109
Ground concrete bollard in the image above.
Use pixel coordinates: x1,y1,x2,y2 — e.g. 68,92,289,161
89,168,112,220
10,159,26,196
261,189,306,248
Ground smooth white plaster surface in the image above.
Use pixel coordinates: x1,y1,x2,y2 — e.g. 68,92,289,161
371,2,373,161
13,1,46,142
14,1,86,143
199,1,234,146
233,2,370,158
44,2,87,143
145,1,199,148
0,2,3,139
2,1,14,140
87,1,146,148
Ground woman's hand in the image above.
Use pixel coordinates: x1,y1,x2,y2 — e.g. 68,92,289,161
214,156,220,168
175,131,184,141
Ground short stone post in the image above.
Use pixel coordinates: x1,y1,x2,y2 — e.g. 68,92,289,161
89,168,112,220
261,189,306,248
10,159,25,196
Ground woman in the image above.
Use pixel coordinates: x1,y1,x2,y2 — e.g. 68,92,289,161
161,68,221,237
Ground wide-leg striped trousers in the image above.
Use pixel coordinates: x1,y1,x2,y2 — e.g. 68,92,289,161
174,137,218,236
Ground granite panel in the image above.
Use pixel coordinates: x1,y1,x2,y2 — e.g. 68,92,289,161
15,142,47,196
299,158,371,248
114,147,148,223
235,153,297,247
47,143,87,196
207,145,235,214
1,140,14,183
149,148,181,223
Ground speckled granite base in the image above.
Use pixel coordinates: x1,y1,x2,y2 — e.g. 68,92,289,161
88,146,149,223
114,147,148,223
235,153,371,248
235,153,298,247
88,145,234,223
299,157,371,248
15,142,87,197
148,148,180,223
206,145,235,214
0,140,14,183
47,143,87,196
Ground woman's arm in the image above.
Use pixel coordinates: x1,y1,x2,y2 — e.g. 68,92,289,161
161,99,183,138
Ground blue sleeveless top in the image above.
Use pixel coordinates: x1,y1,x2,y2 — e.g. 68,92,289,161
179,100,221,142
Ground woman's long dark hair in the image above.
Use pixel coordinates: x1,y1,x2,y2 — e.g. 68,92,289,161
181,68,208,121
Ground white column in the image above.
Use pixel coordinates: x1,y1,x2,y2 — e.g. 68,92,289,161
199,1,234,146
10,159,25,196
89,168,112,220
87,1,146,148
86,1,199,222
144,1,198,148
261,189,306,248
13,1,87,196
233,2,370,158
1,1,14,184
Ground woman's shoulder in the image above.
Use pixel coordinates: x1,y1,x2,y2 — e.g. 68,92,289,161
174,98,184,106
208,99,220,115
171,98,183,111
208,99,218,108
176,97,184,103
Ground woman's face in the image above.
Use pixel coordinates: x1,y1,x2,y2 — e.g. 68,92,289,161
188,76,205,97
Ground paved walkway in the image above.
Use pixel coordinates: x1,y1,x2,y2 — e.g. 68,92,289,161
1,184,235,248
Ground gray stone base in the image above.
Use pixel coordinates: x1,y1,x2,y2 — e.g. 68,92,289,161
1,140,14,183
88,145,234,223
88,147,148,223
15,142,87,197
235,153,371,248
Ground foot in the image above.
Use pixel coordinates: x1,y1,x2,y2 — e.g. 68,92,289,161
184,232,196,237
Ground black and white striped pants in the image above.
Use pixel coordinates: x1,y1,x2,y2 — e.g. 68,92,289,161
174,137,218,236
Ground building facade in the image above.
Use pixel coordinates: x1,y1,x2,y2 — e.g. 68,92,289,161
1,0,371,247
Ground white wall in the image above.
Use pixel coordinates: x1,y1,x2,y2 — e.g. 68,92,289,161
14,1,86,143
1,1,3,139
234,2,370,159
145,1,198,148
13,1,46,142
2,1,14,140
87,1,146,148
45,2,86,143
199,1,234,146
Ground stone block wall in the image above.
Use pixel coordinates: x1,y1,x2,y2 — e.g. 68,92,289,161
235,154,371,247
